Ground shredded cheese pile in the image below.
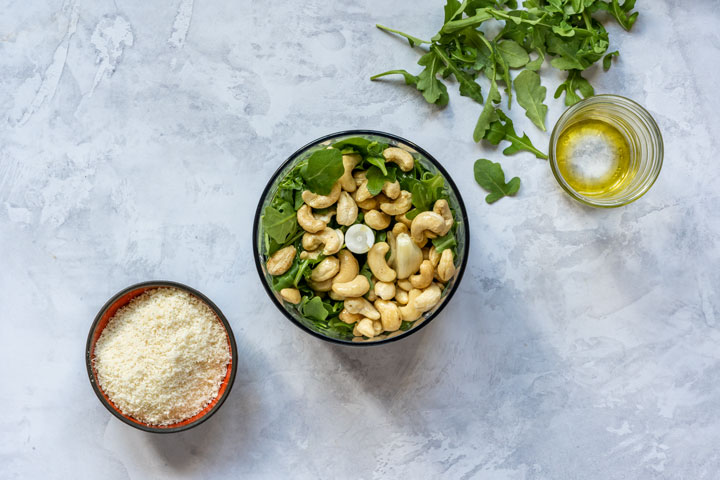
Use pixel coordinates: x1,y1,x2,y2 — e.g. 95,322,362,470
94,287,231,426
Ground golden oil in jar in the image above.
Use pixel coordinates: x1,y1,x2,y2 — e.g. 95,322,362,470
549,95,663,208
555,119,633,196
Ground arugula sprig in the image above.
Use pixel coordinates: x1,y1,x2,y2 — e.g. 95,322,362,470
372,0,637,202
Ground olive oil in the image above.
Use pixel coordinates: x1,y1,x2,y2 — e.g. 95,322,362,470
555,119,632,196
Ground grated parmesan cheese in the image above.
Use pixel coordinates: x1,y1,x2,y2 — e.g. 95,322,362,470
93,287,231,426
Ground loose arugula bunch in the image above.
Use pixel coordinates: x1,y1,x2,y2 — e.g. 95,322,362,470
261,136,459,340
371,0,637,203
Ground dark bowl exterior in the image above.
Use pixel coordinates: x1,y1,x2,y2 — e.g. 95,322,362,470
86,280,238,433
253,130,470,346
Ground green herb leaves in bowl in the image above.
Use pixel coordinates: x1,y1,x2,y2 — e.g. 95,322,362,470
254,131,469,345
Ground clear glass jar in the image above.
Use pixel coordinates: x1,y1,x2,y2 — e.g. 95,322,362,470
549,95,663,208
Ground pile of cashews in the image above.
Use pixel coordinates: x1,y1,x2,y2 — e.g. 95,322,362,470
265,146,458,341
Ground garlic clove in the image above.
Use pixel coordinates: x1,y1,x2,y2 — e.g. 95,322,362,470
345,224,375,254
394,233,423,279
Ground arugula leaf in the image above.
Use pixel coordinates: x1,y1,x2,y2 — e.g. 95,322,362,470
366,165,397,195
546,36,588,70
272,257,300,291
301,149,344,195
554,69,594,106
331,136,372,153
432,45,484,104
514,69,548,131
440,10,494,35
497,40,529,68
262,201,298,245
432,231,457,253
603,50,618,71
473,159,521,204
444,0,463,23
367,156,388,176
483,110,548,159
416,51,451,106
376,24,430,47
473,76,500,142
359,262,374,290
411,182,433,212
301,296,329,322
370,56,450,107
592,0,638,31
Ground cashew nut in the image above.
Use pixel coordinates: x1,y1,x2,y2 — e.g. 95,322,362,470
339,309,363,324
308,278,333,292
386,231,397,267
302,228,343,255
364,209,391,230
396,213,412,228
410,211,451,245
373,320,384,336
382,180,401,199
300,249,323,260
280,288,301,304
356,196,377,210
297,204,326,233
433,199,454,233
366,288,377,301
336,192,358,226
375,299,402,332
428,246,441,267
351,171,375,203
414,283,442,313
354,181,374,203
397,278,412,291
310,256,340,282
368,242,396,283
302,182,341,209
333,250,359,284
392,222,409,237
398,289,423,321
353,170,367,186
410,260,434,289
266,246,296,276
314,208,336,224
380,190,412,215
355,318,376,338
329,291,345,301
436,249,456,282
344,297,380,320
383,147,414,171
374,281,396,301
395,289,409,305
331,275,370,297
339,154,361,192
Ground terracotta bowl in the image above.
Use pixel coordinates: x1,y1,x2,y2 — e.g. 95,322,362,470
86,281,238,433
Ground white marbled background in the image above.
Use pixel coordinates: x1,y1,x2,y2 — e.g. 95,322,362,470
1,0,719,478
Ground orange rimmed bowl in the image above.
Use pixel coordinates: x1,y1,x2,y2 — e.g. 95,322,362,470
85,281,238,433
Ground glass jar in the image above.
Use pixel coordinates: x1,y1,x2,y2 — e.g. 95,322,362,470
549,95,663,208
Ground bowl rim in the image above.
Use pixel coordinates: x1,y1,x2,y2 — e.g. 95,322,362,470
252,129,470,346
85,280,238,433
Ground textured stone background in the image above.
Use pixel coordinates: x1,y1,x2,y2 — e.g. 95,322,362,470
1,0,719,478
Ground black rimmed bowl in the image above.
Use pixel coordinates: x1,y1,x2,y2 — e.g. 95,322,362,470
86,281,238,433
253,130,470,346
